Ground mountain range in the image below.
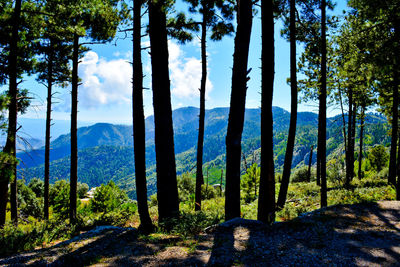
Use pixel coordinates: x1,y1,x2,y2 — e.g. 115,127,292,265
17,106,389,199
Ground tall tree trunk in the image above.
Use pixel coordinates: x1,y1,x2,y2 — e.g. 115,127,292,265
70,33,79,224
225,0,253,221
345,87,353,188
389,60,399,187
0,0,22,227
338,84,347,153
394,19,400,198
132,0,154,233
44,40,54,221
350,103,357,182
220,169,223,197
195,18,208,211
277,0,298,210
148,0,179,222
316,146,320,185
397,132,400,200
257,0,275,223
307,145,314,182
358,105,365,180
319,0,327,208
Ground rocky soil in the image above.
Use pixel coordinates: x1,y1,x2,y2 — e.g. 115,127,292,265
1,201,400,266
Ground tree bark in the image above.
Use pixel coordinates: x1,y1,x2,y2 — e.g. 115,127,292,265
148,0,179,222
277,0,298,210
338,84,347,153
319,0,327,208
0,0,22,227
195,17,208,211
394,19,400,199
358,105,365,180
397,132,400,200
44,40,54,221
258,0,275,223
225,0,253,221
307,145,314,182
220,169,223,197
389,60,399,186
345,87,353,188
316,145,320,185
350,103,357,182
70,33,79,224
132,0,154,233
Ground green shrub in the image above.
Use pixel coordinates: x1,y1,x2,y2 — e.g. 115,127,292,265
201,184,218,200
377,167,389,180
159,211,221,237
17,180,43,219
368,145,389,172
94,208,134,227
326,159,345,186
291,166,310,183
0,219,73,257
52,180,70,219
77,182,89,199
241,163,260,203
90,181,129,213
28,178,44,198
49,180,69,206
177,172,195,202
149,194,158,207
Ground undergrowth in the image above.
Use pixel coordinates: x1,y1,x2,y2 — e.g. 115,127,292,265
1,172,395,257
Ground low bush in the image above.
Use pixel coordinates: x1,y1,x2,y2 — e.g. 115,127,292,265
0,219,74,257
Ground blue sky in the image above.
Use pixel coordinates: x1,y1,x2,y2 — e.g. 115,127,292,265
9,0,348,125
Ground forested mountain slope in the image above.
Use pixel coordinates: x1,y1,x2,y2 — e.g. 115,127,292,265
17,106,388,199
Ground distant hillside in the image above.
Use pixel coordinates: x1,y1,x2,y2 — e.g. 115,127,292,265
17,106,389,199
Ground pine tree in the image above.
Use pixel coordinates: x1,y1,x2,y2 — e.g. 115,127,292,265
148,0,180,223
257,0,275,223
225,0,253,221
132,0,154,233
181,0,234,211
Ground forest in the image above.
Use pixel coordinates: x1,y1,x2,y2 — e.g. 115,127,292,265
0,0,400,262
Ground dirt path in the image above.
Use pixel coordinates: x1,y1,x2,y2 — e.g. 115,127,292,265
1,201,400,266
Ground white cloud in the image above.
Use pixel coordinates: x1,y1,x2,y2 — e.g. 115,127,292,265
168,41,213,99
78,51,132,109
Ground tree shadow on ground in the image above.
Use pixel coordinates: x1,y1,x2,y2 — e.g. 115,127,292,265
207,202,400,266
1,202,399,266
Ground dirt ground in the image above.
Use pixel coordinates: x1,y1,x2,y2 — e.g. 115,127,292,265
1,201,400,266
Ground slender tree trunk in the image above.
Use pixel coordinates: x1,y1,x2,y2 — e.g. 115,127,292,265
319,0,327,208
394,19,400,198
316,146,320,185
220,169,223,197
397,132,400,200
225,0,253,221
0,0,22,227
132,0,154,233
307,145,314,182
70,33,79,224
350,103,357,182
345,88,353,188
258,0,275,223
195,18,207,211
389,63,399,186
338,84,347,153
44,41,54,221
148,0,179,222
358,105,365,180
277,0,298,210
